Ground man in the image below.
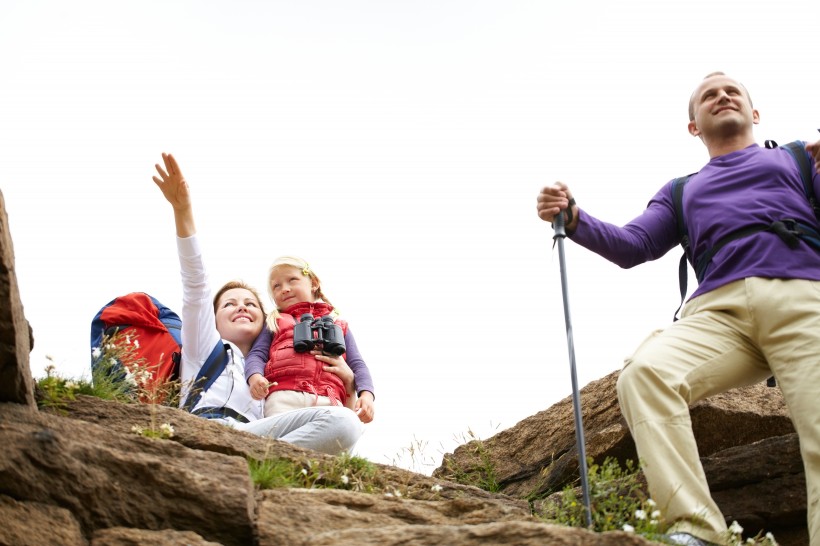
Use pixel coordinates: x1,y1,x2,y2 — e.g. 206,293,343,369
536,72,820,546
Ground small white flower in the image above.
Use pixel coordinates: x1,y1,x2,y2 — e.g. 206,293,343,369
634,509,647,520
765,532,776,543
340,475,349,485
92,347,102,359
651,510,661,519
65,381,78,390
728,521,744,535
301,468,308,476
646,499,656,507
622,524,635,533
160,423,174,437
431,484,443,493
131,425,143,434
745,539,755,545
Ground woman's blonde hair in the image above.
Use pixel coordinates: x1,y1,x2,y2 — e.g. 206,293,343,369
266,256,336,333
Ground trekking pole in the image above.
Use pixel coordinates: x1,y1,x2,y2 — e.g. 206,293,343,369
552,209,593,528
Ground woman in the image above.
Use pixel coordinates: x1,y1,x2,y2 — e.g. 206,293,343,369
152,153,362,454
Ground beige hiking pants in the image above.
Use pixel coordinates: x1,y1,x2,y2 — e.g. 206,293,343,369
617,278,820,546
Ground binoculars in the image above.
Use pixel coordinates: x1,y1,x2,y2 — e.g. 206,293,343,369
293,313,346,356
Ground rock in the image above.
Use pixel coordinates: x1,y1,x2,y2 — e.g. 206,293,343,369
0,189,35,407
91,527,223,546
0,493,86,546
704,433,807,544
0,402,255,546
436,371,795,499
0,193,810,545
0,396,669,546
52,394,519,505
255,487,532,545
255,489,659,546
436,370,807,545
311,522,658,546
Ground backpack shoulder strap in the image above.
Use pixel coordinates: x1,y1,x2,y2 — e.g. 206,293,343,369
182,341,231,411
671,175,694,321
150,294,182,347
781,141,819,219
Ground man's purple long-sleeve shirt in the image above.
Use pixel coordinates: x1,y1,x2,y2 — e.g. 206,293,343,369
570,143,820,300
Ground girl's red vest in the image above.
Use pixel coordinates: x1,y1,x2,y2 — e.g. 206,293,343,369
263,301,349,406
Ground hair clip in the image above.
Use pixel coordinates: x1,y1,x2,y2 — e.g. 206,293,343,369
301,264,311,277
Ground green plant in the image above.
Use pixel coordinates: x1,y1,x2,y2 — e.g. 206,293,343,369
91,330,182,439
539,458,780,545
540,457,661,535
36,332,180,440
248,457,301,489
722,521,778,546
90,330,183,405
36,359,84,411
249,451,377,492
437,427,501,493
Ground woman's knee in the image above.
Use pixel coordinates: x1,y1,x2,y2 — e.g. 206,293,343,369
324,408,363,451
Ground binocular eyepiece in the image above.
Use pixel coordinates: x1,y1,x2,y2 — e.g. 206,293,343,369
293,313,346,356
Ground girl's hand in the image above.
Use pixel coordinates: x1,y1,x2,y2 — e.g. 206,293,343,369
354,391,375,423
313,351,354,393
248,373,275,401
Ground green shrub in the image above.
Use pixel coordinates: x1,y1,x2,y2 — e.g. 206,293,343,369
249,452,377,492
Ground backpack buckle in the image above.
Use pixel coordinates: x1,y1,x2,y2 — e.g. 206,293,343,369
768,220,801,249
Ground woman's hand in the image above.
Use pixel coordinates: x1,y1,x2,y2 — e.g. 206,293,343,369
152,152,196,237
313,351,355,394
248,373,276,401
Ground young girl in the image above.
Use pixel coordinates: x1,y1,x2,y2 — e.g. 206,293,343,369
245,257,376,426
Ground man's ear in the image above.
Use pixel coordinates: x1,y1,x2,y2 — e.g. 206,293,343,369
688,120,700,137
752,109,760,125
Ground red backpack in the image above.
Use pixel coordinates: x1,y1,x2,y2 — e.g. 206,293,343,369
90,292,182,397
90,292,230,408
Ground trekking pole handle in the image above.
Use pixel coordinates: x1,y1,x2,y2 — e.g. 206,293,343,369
553,208,567,239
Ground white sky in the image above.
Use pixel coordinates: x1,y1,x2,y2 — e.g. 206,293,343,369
2,0,819,473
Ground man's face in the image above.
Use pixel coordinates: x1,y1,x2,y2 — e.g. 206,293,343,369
688,74,758,139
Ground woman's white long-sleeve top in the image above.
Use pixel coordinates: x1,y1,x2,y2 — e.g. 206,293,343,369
176,234,263,421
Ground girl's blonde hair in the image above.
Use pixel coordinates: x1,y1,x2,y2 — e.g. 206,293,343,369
266,256,336,333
